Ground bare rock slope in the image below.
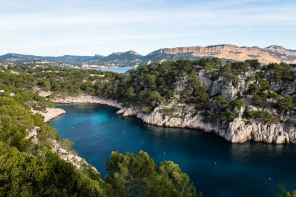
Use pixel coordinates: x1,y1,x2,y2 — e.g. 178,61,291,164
150,45,296,65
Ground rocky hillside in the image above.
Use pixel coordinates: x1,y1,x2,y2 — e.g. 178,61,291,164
1,44,295,67
115,60,296,144
0,63,199,196
7,58,295,144
151,45,296,65
11,58,294,144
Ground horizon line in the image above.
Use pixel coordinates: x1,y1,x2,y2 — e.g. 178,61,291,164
1,43,294,57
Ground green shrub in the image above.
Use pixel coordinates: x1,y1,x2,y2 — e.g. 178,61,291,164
244,111,277,124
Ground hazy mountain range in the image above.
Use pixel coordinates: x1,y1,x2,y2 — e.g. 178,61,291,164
1,44,295,67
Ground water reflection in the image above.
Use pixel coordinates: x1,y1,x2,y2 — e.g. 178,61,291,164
230,142,292,164
51,104,296,197
145,124,192,136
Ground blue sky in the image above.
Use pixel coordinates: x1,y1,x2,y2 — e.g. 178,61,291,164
0,0,295,56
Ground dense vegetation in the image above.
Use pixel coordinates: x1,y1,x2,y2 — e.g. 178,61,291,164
1,57,295,196
0,65,198,196
5,57,295,126
277,184,296,197
0,87,113,196
106,151,198,197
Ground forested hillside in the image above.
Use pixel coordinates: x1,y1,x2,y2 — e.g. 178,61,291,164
6,58,295,127
0,64,198,196
1,58,296,196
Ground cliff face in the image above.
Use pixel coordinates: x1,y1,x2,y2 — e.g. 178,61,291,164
115,68,296,144
117,107,296,145
116,103,296,144
151,45,296,65
50,93,296,144
48,64,296,144
2,45,296,67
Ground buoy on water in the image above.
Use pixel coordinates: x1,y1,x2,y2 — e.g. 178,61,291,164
164,152,165,156
269,178,271,181
142,141,143,144
214,162,216,165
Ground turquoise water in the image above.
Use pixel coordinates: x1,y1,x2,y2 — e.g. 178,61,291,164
49,104,296,197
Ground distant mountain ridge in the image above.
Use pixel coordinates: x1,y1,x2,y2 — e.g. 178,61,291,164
151,45,296,65
1,44,296,67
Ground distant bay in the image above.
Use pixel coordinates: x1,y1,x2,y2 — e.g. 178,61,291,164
96,67,134,73
49,104,296,197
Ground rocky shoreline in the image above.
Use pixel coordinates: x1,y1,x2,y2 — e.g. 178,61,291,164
49,95,296,144
26,125,98,172
117,105,296,144
32,108,66,122
52,95,122,108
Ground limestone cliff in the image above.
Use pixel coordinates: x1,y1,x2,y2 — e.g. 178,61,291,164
48,66,296,144
114,68,296,144
116,104,296,144
50,94,295,144
150,45,296,65
3,44,295,67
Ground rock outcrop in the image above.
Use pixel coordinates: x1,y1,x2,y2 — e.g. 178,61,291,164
25,125,99,172
152,45,296,65
32,108,66,122
52,95,121,108
50,93,296,144
51,140,98,172
197,70,252,101
2,44,296,67
225,118,295,144
117,105,296,144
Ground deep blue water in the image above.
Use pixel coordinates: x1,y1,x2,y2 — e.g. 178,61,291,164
49,104,296,197
96,67,134,73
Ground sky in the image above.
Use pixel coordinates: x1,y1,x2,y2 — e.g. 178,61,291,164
0,0,296,56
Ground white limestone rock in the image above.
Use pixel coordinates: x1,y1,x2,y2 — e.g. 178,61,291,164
52,95,121,108
51,94,296,144
224,118,295,144
32,108,66,122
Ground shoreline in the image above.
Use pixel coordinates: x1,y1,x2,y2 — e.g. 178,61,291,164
47,95,295,144
52,95,121,109
32,108,66,122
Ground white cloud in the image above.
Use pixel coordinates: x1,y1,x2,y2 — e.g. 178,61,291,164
0,0,295,55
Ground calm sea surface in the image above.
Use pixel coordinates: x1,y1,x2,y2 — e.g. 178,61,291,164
96,67,133,73
49,104,296,197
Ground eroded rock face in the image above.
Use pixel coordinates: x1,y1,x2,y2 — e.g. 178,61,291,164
117,105,296,144
52,95,122,108
25,126,39,143
197,72,212,89
117,104,221,132
53,94,296,144
154,45,296,65
198,71,251,101
51,140,98,173
226,118,296,144
25,126,99,173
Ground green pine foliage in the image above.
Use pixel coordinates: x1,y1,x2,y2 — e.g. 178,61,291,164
1,58,296,195
0,91,113,196
277,184,296,197
105,151,198,197
0,66,199,196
